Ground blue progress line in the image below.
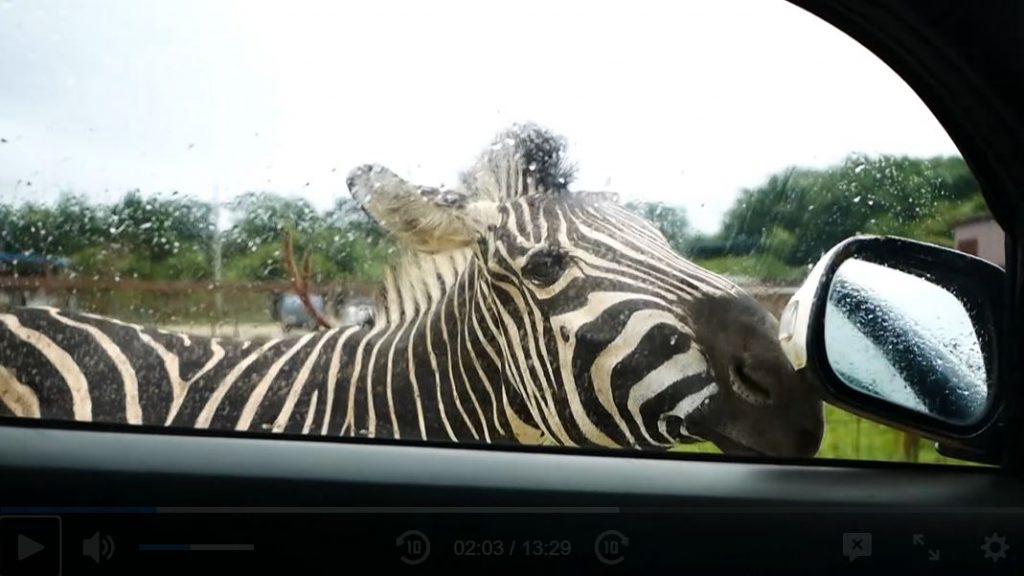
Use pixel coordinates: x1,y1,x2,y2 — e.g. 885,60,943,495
139,544,255,551
139,544,191,551
0,506,157,514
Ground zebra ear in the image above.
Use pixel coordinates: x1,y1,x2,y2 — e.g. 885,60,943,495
346,164,499,253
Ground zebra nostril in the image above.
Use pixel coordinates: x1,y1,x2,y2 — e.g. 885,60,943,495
663,415,689,440
731,362,773,404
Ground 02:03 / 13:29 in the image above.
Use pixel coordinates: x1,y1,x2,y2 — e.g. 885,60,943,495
451,539,573,557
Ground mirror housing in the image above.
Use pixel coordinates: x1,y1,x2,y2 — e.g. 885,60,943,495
779,235,1007,464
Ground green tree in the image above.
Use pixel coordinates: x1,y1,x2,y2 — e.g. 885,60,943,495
624,201,690,254
0,192,110,266
717,154,984,267
223,193,321,259
219,193,394,283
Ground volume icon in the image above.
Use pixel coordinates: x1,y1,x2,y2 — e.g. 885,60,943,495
83,531,116,563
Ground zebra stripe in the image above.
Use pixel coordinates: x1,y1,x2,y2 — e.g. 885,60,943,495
167,338,224,425
195,338,282,429
47,309,143,424
1,312,92,420
0,365,40,418
321,326,360,436
272,329,335,432
236,332,318,431
78,313,189,422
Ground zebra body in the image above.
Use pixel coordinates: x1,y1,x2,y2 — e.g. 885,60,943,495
0,124,825,456
0,304,530,443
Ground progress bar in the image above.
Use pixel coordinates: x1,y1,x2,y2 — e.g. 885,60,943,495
139,544,255,551
0,506,619,514
3,506,1024,514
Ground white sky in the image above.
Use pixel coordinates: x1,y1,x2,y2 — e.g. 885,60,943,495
0,0,962,233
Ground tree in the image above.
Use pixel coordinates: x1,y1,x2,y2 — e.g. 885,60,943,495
223,192,321,258
0,192,110,260
109,190,213,254
219,193,393,282
624,201,691,254
716,154,984,267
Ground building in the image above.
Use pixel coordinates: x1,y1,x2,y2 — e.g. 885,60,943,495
953,214,1005,268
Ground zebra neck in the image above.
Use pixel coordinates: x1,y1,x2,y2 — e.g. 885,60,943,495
325,262,540,445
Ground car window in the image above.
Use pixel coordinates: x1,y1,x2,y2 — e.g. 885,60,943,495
0,0,1000,466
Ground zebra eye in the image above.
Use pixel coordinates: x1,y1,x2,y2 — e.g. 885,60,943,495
521,248,570,285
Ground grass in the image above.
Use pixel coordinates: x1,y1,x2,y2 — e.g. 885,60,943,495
692,255,809,285
671,404,982,465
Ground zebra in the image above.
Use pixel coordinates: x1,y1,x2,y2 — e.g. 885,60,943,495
0,124,824,456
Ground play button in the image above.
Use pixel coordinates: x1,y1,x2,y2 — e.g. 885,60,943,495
0,515,61,575
17,534,44,561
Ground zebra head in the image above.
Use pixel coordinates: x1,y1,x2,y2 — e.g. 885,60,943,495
346,124,824,457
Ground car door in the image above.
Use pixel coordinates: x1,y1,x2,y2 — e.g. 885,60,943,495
0,1,1021,574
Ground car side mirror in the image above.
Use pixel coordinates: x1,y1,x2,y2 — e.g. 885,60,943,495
779,235,1006,464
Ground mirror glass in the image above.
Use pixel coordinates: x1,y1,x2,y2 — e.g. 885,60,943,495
823,257,989,425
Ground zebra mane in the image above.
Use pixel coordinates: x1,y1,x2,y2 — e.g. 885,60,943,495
371,247,474,326
458,122,577,200
368,123,579,325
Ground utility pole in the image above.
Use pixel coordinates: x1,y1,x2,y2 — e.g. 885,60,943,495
212,184,223,337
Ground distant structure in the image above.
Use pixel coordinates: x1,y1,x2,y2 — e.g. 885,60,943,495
270,290,376,332
271,292,328,332
0,252,74,310
333,295,375,327
953,214,1005,268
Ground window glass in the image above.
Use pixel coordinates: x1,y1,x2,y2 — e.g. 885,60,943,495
0,0,998,465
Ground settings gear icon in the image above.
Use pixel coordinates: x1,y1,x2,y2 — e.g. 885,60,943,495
981,533,1009,562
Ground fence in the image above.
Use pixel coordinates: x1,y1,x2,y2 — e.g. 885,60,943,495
2,276,794,335
0,276,376,338
740,284,797,318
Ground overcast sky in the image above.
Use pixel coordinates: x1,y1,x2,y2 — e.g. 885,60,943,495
0,0,962,233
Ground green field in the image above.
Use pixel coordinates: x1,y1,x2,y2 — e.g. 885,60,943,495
693,255,809,286
671,404,980,466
